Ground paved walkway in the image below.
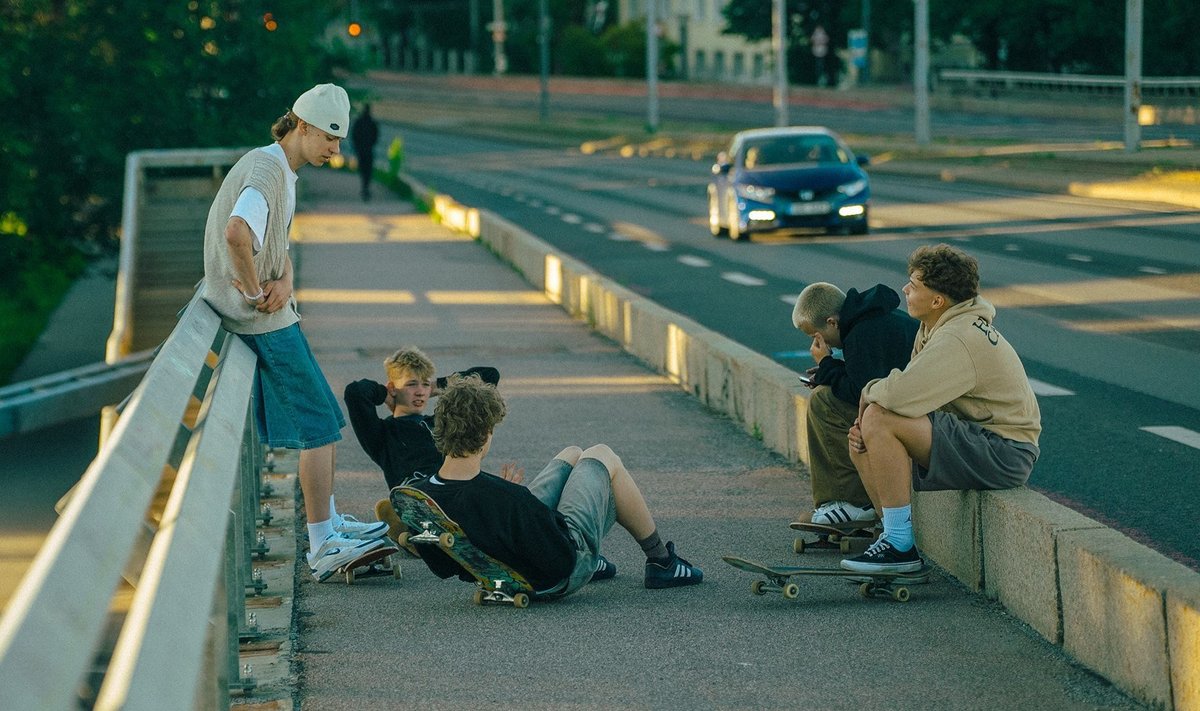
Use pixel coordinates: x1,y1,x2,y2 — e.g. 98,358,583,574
281,167,1142,709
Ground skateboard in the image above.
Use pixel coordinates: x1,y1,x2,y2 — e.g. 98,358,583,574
788,520,877,555
390,486,536,608
335,542,402,585
722,555,931,603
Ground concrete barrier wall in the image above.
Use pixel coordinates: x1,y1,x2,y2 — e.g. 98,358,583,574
414,178,1200,711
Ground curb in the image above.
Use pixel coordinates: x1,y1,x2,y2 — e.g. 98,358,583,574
407,173,1200,711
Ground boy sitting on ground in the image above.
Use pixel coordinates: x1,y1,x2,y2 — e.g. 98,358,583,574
403,374,704,594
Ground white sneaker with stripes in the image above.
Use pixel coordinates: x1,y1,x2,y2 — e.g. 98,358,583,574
811,500,876,527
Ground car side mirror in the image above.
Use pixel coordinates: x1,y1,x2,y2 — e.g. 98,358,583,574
856,154,870,167
711,162,731,175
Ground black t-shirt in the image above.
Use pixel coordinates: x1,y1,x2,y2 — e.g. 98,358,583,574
343,367,499,489
413,473,577,590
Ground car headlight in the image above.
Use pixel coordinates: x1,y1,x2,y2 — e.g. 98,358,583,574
837,179,867,197
735,184,775,202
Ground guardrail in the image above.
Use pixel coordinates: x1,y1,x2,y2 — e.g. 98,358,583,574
939,68,1200,97
0,296,269,710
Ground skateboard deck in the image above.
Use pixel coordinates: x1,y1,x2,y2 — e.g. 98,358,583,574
788,520,877,554
391,486,535,607
722,555,931,602
335,543,402,585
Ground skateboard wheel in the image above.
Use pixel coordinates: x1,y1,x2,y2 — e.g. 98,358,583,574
513,593,530,608
346,569,355,585
751,580,767,596
893,587,910,603
392,560,403,579
438,532,455,548
472,589,485,605
397,532,409,547
859,582,873,599
782,583,800,599
839,538,852,554
793,538,806,555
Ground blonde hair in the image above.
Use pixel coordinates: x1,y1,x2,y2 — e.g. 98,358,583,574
433,375,507,457
384,347,435,384
270,110,299,141
793,282,845,330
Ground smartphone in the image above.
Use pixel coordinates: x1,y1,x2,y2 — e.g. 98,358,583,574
799,374,814,386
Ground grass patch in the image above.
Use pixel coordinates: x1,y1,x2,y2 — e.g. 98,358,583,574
0,256,85,385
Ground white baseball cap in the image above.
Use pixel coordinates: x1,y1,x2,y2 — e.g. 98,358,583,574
292,83,350,138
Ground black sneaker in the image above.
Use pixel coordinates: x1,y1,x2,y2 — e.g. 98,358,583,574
591,554,617,581
840,537,924,574
644,541,703,589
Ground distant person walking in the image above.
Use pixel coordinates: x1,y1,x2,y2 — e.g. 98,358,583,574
200,83,389,583
350,103,379,201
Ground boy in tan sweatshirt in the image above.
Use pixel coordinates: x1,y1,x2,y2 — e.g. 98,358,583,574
843,244,1041,573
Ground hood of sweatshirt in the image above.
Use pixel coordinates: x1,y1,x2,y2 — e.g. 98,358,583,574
915,297,997,354
839,284,903,341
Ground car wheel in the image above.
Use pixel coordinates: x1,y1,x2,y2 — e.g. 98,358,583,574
727,196,747,241
708,192,727,237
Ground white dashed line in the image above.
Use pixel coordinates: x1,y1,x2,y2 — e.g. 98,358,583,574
528,199,543,208
1138,266,1167,275
545,206,561,215
780,294,799,305
584,223,606,234
1066,253,1093,263
609,232,634,241
1028,379,1075,397
1140,426,1200,451
644,243,670,252
561,213,582,224
677,255,711,268
1004,244,1021,252
722,272,766,287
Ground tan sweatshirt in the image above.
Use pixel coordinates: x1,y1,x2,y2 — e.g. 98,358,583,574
201,148,300,335
863,297,1041,446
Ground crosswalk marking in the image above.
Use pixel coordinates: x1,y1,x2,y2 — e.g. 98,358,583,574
1028,378,1074,397
722,272,765,286
677,255,711,268
1140,426,1200,451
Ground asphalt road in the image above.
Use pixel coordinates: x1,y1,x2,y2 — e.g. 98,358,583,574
394,125,1200,568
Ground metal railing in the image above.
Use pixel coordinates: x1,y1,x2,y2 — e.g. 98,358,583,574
939,68,1200,98
0,296,267,709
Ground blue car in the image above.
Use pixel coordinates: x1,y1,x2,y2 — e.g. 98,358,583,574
708,126,871,241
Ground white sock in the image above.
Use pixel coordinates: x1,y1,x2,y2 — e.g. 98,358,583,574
308,519,334,552
329,495,340,524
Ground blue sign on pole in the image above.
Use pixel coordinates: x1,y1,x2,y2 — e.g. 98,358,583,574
848,28,868,69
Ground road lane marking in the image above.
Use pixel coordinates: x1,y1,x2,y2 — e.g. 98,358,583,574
584,223,606,233
722,272,766,286
545,205,561,215
1066,253,1093,263
644,243,670,252
1004,244,1021,252
528,199,543,207
562,213,582,224
1140,426,1200,451
609,232,634,241
677,255,711,268
1028,379,1074,396
1138,266,1167,275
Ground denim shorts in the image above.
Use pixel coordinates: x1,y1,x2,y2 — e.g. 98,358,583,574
237,324,345,450
526,456,617,597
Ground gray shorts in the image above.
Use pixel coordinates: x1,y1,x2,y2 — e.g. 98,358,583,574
913,411,1039,492
526,456,617,597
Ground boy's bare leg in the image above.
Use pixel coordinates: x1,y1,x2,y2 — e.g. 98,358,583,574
580,444,655,540
299,443,335,523
856,405,933,508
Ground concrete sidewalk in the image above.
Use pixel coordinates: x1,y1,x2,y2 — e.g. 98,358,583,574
275,167,1142,709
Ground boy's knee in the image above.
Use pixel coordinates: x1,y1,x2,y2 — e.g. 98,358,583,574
555,446,584,466
580,444,620,478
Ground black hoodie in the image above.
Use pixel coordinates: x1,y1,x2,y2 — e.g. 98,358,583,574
812,284,919,406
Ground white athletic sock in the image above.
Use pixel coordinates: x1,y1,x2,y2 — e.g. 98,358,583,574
307,519,334,552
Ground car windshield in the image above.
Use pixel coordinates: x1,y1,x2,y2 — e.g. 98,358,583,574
740,136,848,168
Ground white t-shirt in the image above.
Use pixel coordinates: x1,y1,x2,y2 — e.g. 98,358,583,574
230,143,297,251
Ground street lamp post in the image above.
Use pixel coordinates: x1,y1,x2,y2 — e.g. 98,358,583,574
913,0,930,146
1124,0,1143,153
772,0,787,126
646,0,659,133
539,0,550,121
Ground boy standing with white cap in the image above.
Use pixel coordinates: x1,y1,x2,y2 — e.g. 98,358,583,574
202,83,389,582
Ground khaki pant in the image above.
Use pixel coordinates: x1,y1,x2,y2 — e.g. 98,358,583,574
805,386,871,508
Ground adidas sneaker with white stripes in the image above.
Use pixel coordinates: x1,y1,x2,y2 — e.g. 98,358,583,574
644,541,704,589
811,500,876,527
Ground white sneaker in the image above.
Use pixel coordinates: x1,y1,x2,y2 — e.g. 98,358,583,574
812,501,876,526
308,534,383,582
333,513,388,540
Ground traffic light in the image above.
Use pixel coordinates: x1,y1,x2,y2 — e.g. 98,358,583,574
262,12,277,31
347,21,362,37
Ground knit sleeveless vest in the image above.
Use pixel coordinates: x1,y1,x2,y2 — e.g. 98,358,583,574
201,148,301,335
